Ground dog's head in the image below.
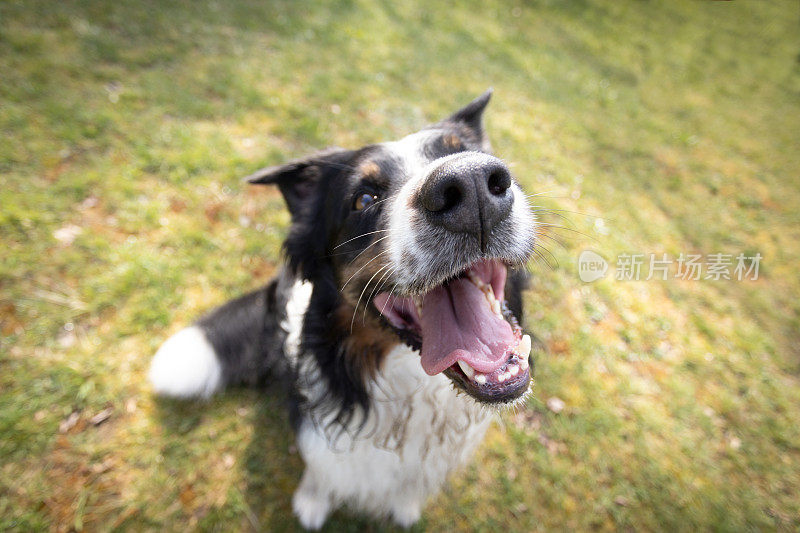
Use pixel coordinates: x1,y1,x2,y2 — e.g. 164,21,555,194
248,91,536,407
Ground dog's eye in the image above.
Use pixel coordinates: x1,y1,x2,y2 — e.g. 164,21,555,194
354,192,378,211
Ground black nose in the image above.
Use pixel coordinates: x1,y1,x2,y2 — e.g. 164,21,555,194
418,154,513,252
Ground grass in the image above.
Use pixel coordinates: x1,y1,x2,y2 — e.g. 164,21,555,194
2,0,799,530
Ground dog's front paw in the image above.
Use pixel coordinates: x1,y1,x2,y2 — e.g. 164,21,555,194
292,486,331,530
392,501,422,528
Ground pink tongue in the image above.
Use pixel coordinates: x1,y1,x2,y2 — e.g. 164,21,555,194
419,278,514,375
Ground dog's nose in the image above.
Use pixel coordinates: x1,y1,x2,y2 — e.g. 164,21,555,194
419,153,513,251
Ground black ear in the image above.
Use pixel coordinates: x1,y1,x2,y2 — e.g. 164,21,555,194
448,88,492,128
443,88,493,150
245,147,352,218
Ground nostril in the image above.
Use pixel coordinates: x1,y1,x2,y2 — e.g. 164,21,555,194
441,185,461,211
487,170,511,196
422,176,466,213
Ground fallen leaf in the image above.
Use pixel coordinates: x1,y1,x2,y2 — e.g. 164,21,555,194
90,408,113,426
125,398,137,414
57,330,76,349
546,397,566,414
222,454,235,469
550,339,570,354
59,412,80,433
79,196,99,210
91,458,115,475
53,224,82,245
179,485,196,508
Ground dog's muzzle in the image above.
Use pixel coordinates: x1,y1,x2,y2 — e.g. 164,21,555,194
417,153,513,253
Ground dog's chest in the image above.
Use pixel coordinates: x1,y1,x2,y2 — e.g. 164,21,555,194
362,344,493,457
283,280,494,503
297,345,494,505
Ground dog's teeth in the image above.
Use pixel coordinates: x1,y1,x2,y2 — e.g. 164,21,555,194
474,373,487,385
491,299,502,316
457,360,475,379
467,272,485,289
498,372,507,383
508,364,520,376
519,334,531,358
520,355,529,371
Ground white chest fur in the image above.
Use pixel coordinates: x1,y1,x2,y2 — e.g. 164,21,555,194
283,282,494,528
295,345,493,528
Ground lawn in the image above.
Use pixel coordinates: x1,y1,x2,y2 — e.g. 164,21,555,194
2,0,799,530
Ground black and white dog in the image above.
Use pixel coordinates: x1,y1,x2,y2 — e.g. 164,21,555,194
149,90,537,529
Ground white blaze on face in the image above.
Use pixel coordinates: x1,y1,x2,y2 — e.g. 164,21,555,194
383,130,443,289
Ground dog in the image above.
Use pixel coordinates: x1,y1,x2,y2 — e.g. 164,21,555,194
148,90,538,529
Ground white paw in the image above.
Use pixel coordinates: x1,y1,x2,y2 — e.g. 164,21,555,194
292,487,331,530
148,326,222,399
392,502,422,528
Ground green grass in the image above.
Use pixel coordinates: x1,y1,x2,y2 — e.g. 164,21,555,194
2,0,799,530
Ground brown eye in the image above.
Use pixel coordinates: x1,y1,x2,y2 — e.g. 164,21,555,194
354,192,378,211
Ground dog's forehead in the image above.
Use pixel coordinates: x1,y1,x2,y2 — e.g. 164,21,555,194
363,127,465,182
373,129,439,176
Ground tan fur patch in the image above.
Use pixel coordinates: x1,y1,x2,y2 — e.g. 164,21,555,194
360,161,381,179
444,134,463,150
334,303,396,377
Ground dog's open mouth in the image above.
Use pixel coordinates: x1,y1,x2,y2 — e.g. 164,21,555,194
373,259,531,403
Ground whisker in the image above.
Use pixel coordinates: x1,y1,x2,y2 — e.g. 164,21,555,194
533,243,559,269
534,223,595,241
531,209,578,225
523,190,564,199
369,267,398,323
361,263,396,324
536,231,567,249
373,266,397,302
364,197,393,211
533,206,607,220
377,276,397,319
334,229,389,250
341,250,389,291
326,235,390,260
351,263,391,333
346,235,390,265
526,250,548,271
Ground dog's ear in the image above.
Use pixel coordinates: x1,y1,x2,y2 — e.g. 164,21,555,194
245,147,353,218
247,147,356,280
448,89,492,131
443,88,493,150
